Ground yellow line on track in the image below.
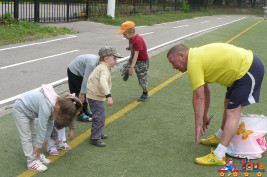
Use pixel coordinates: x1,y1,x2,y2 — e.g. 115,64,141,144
225,20,262,44
18,20,262,177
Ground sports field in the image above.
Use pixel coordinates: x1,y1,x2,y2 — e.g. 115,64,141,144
0,18,266,177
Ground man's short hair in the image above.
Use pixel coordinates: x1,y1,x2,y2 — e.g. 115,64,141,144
167,44,189,58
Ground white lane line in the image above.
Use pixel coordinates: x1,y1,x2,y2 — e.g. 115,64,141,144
0,16,247,106
200,21,210,24
173,25,190,29
0,78,68,105
217,18,223,20
140,32,155,36
0,50,79,70
0,35,77,52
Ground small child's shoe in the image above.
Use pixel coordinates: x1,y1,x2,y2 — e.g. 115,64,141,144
137,94,150,102
47,146,59,156
27,160,48,172
57,142,71,150
77,113,92,122
39,154,51,165
84,110,93,117
122,73,129,81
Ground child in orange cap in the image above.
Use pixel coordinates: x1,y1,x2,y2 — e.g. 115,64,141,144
118,21,150,102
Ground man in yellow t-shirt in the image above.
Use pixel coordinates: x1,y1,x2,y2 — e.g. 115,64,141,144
167,43,264,166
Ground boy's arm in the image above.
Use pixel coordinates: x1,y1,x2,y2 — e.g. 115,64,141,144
129,51,139,76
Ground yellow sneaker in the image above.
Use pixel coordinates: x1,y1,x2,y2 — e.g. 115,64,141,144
195,149,225,166
200,133,220,146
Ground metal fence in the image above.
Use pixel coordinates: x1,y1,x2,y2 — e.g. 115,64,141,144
0,0,90,22
0,0,185,23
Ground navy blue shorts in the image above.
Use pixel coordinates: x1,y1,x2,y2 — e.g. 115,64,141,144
225,55,264,109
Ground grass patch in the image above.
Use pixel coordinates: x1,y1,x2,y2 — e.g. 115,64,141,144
0,14,75,46
91,7,264,26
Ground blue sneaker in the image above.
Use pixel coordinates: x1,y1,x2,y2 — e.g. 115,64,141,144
137,94,150,102
77,113,92,122
84,110,93,117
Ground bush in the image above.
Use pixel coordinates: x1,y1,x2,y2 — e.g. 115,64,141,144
182,1,190,12
1,12,18,25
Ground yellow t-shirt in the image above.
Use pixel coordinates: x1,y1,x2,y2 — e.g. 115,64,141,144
188,43,253,90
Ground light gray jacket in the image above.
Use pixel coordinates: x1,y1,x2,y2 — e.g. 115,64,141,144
14,88,54,148
68,54,99,94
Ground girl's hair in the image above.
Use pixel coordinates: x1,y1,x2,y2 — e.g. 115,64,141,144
55,95,83,127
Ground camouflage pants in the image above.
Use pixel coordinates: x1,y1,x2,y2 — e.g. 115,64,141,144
121,56,149,91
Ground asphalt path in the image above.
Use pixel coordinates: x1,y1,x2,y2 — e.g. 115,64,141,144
0,15,250,107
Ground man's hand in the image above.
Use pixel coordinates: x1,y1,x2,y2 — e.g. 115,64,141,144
34,148,42,158
107,97,113,106
79,93,85,103
68,129,75,140
195,125,204,145
202,115,210,132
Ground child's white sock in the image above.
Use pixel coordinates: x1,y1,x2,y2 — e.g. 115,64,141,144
216,128,223,140
214,143,227,159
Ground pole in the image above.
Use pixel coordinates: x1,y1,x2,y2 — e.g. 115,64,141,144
107,0,116,19
14,0,19,20
34,0,40,22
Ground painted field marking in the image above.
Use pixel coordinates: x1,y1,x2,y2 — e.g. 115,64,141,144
0,50,79,70
0,35,77,52
173,25,190,29
200,21,210,23
225,20,262,44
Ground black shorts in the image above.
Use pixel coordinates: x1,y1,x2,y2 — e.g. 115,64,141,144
225,55,264,109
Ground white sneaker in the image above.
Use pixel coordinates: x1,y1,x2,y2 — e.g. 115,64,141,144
39,154,51,165
57,142,71,150
47,146,59,156
27,160,48,172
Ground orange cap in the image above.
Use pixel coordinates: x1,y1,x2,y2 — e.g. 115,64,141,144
117,21,135,34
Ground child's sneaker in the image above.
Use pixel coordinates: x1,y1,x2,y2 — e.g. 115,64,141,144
39,154,51,165
27,160,48,172
122,72,129,81
57,142,71,150
77,113,92,122
84,110,93,117
137,94,150,102
47,146,59,156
